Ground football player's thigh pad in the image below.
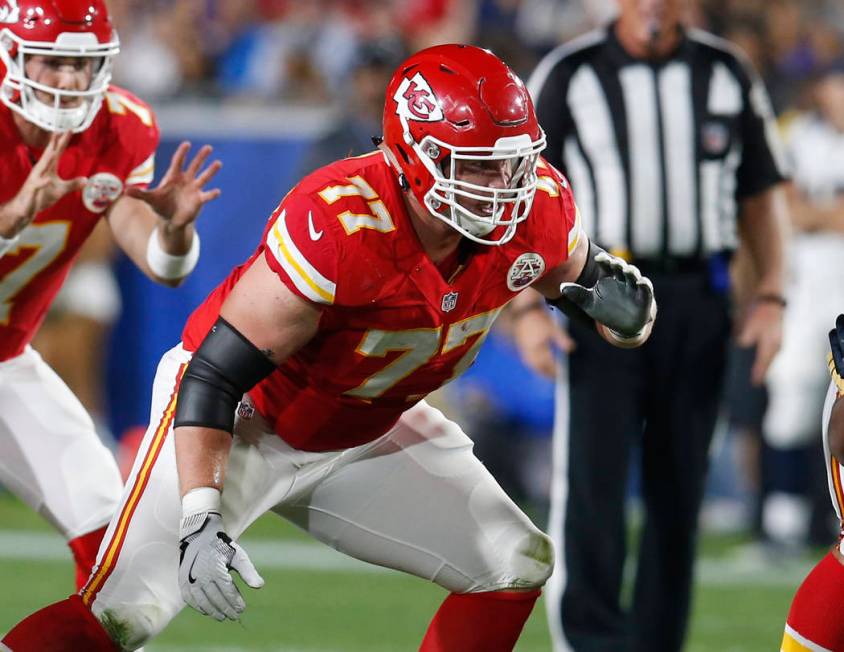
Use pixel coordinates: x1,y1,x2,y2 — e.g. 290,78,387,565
278,401,554,593
0,347,121,538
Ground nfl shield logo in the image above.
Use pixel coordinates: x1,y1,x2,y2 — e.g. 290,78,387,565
441,291,459,312
701,120,729,156
237,402,255,420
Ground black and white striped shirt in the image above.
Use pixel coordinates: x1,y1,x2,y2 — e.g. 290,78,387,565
528,25,787,261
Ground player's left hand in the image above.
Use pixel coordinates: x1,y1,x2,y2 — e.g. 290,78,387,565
560,253,655,340
738,298,784,385
178,510,264,622
126,141,222,229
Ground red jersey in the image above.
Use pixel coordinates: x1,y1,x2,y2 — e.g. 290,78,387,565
183,152,580,451
0,86,158,360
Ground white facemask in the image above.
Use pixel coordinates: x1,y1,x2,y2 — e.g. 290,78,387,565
0,29,119,132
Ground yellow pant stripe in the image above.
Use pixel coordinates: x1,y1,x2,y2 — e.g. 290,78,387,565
81,363,187,606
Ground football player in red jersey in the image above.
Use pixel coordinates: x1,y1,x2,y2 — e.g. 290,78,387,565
3,44,655,651
780,315,844,652
0,0,220,592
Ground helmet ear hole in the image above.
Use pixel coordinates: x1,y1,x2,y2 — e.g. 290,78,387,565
396,144,411,165
438,155,451,176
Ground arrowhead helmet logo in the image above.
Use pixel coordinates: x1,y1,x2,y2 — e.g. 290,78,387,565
394,73,443,123
0,0,18,23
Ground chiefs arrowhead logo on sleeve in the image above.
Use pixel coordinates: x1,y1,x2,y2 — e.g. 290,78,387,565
507,253,545,291
394,73,443,123
0,0,19,23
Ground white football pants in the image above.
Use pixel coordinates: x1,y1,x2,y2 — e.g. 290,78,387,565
0,346,123,539
83,344,553,650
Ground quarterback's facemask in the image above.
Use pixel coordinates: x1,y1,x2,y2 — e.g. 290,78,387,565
382,44,546,246
0,0,119,133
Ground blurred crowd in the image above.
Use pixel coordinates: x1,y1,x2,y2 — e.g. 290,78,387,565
107,0,844,113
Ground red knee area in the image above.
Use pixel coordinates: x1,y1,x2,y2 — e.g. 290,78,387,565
784,550,844,651
69,526,108,591
420,589,541,652
2,595,118,652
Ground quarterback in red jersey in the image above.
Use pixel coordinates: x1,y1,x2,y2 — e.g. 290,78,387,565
781,316,844,652
0,0,221,592
3,44,655,651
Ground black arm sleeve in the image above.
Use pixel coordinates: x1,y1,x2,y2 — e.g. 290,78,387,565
174,317,277,433
546,240,607,328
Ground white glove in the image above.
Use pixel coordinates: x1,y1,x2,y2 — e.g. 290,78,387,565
178,489,264,621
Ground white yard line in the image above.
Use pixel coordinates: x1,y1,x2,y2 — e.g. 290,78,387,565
0,530,814,586
0,531,387,574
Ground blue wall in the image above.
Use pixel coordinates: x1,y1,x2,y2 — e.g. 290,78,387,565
106,137,310,437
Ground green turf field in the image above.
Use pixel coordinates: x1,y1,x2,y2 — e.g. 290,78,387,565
0,493,817,651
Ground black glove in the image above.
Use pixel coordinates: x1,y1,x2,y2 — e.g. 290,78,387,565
559,252,655,338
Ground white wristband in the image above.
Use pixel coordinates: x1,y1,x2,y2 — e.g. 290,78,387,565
0,233,20,258
146,226,200,280
181,486,221,517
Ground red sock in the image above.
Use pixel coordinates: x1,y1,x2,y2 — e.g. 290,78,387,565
419,589,541,652
2,594,118,652
68,525,108,591
782,549,844,651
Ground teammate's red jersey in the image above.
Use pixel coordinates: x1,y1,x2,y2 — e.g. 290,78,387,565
183,151,580,451
0,86,158,360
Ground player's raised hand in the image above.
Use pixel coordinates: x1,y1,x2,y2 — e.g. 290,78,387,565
125,141,222,230
3,131,87,234
178,509,263,622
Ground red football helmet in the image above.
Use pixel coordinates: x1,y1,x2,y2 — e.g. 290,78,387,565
382,44,545,245
0,0,119,132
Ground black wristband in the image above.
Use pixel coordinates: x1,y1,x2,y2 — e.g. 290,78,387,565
545,239,607,330
574,240,604,288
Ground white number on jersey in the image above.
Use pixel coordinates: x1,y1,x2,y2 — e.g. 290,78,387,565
344,308,502,399
0,222,70,324
318,176,396,235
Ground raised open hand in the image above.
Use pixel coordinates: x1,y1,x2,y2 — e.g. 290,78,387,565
8,131,87,233
125,141,222,230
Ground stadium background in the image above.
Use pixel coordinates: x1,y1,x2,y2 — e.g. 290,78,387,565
3,0,843,649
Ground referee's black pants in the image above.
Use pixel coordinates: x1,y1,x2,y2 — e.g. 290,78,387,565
551,270,731,652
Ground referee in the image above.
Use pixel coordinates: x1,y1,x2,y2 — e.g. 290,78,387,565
513,1,788,650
